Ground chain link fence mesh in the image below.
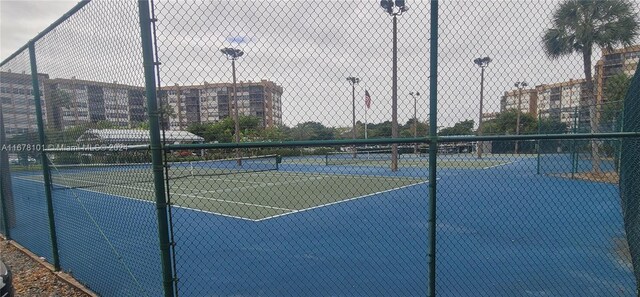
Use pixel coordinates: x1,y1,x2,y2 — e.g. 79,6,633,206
621,58,640,295
152,1,432,295
1,1,163,296
0,49,54,262
0,0,639,296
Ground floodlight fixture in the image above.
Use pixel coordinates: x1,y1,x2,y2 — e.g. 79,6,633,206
474,56,492,159
220,47,245,165
379,0,409,171
220,47,244,60
514,80,528,154
474,57,491,68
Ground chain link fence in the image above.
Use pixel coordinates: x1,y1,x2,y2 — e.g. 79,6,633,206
0,0,639,296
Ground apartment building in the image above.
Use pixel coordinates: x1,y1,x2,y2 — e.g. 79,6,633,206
500,88,538,116
0,71,48,138
535,79,585,130
160,80,283,130
495,45,638,133
45,78,146,129
159,84,201,130
2,70,284,133
595,45,640,104
481,112,499,122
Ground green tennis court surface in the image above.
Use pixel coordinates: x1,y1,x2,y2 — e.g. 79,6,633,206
24,170,424,220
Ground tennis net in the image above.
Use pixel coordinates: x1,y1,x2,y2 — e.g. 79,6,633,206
48,154,280,190
325,149,397,165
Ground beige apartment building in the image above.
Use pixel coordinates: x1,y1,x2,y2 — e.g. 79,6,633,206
46,77,147,129
595,45,640,105
2,71,284,135
497,44,639,132
160,80,283,130
0,71,49,138
500,88,538,117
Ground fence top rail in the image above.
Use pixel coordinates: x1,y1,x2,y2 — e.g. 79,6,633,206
40,132,640,153
0,0,91,68
440,132,640,142
44,144,150,153
160,132,640,151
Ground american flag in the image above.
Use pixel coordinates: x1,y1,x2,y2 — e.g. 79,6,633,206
364,90,372,109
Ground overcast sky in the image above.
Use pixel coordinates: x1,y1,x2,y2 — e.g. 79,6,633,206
0,1,78,58
1,0,638,129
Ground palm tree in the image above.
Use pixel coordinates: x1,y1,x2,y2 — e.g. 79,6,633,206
156,103,176,130
543,0,639,172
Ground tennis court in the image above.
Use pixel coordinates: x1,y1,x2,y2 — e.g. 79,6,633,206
20,155,425,220
288,150,522,169
7,154,634,296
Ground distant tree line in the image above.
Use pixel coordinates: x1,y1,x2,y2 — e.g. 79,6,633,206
186,117,430,143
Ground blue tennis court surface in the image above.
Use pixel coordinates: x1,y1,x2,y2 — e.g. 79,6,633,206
6,156,635,296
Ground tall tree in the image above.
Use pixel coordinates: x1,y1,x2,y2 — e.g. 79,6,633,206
439,120,475,136
187,116,265,143
480,110,538,135
602,73,631,124
158,103,176,130
289,121,335,141
542,0,639,172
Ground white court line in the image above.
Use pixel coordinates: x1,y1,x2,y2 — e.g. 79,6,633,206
185,176,327,195
255,180,429,222
18,174,430,222
26,175,294,212
191,174,325,187
15,176,259,222
205,170,422,182
185,175,268,185
483,161,516,169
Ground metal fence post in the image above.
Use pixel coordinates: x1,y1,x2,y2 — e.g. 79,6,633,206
620,59,640,297
536,113,541,175
428,1,438,296
617,105,624,173
137,1,176,296
572,106,579,178
28,41,61,270
0,102,11,239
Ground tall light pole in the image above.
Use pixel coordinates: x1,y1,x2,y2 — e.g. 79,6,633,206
474,56,491,159
220,47,244,166
514,81,528,154
347,76,360,158
380,0,408,172
410,91,420,154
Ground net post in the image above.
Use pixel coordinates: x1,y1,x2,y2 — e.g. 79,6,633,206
428,1,438,296
137,1,176,296
29,40,61,271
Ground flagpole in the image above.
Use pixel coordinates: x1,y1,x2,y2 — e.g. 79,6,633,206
365,107,368,140
364,90,370,142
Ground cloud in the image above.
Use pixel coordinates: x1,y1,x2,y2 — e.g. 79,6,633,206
226,35,253,44
2,0,638,128
0,0,78,59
